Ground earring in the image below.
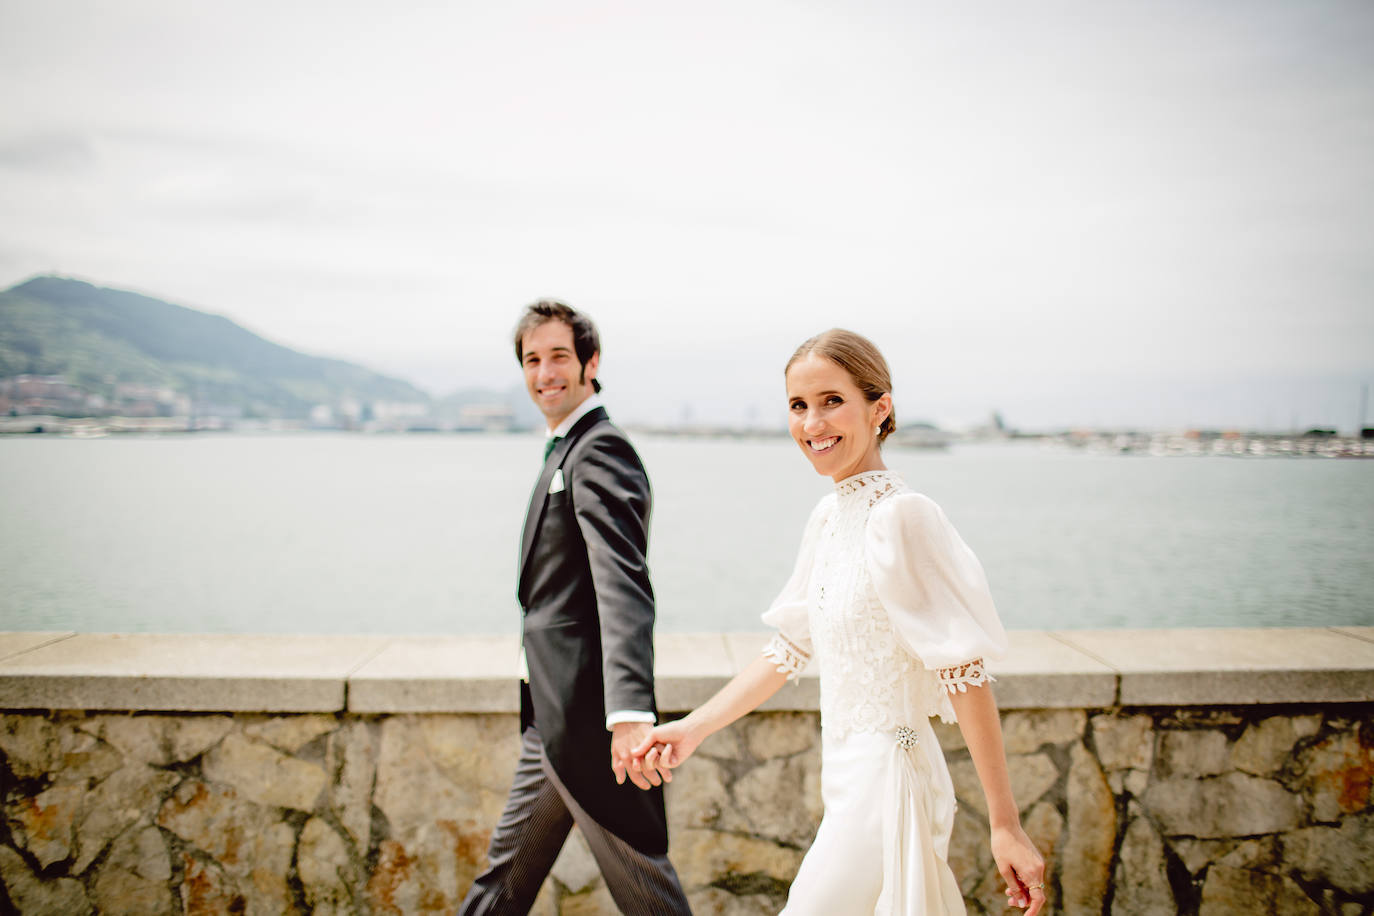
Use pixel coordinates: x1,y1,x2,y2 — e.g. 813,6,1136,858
875,426,881,436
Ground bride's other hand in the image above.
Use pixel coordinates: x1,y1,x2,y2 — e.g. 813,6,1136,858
992,824,1046,914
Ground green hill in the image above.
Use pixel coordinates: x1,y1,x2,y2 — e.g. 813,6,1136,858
0,276,429,418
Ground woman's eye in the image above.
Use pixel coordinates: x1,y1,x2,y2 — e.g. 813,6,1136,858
826,396,843,405
789,401,805,410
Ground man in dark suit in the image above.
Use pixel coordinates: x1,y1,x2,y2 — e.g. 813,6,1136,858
458,301,691,915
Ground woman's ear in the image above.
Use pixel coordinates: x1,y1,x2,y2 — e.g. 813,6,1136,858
874,392,892,428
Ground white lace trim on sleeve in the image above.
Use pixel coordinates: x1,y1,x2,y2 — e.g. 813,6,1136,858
938,657,994,694
763,633,810,681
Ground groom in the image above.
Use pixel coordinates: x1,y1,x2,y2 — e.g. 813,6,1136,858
458,301,690,915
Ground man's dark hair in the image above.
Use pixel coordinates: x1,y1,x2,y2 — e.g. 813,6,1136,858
513,300,603,393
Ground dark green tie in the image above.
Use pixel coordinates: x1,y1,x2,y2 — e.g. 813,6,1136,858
543,436,562,460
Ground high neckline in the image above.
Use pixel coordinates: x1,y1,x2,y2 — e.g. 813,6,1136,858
834,468,901,497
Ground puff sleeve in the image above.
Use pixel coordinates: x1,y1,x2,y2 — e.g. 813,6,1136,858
865,492,1007,696
759,493,833,679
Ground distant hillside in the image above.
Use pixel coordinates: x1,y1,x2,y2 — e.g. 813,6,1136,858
0,276,429,418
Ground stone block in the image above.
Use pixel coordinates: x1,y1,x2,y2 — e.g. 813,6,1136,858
415,714,522,798
1111,816,1174,914
327,718,376,849
202,733,327,812
298,816,361,913
1061,742,1116,913
946,803,995,897
244,822,300,915
1156,729,1230,779
177,853,245,915
732,754,822,848
7,782,82,867
106,820,172,882
1020,799,1064,892
157,780,278,872
1000,709,1086,754
75,762,180,872
1199,865,1320,916
1091,713,1154,771
665,755,732,830
1143,772,1301,838
550,827,600,894
744,711,816,760
1280,813,1374,897
91,822,175,915
1168,837,1236,874
370,718,497,910
373,717,496,849
0,843,92,915
1291,729,1374,821
243,714,337,753
1215,836,1278,870
364,835,465,915
0,714,60,779
687,886,779,915
669,829,804,892
560,882,618,915
80,713,233,766
531,880,558,916
49,721,123,788
1231,714,1321,777
93,862,176,916
951,752,1058,819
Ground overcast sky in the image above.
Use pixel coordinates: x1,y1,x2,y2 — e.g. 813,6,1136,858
2,0,1371,431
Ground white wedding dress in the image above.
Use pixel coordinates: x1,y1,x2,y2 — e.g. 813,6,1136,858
761,470,1007,915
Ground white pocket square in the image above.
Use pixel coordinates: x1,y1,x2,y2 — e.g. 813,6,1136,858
548,468,566,494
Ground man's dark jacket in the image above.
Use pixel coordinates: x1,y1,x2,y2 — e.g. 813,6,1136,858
518,406,667,854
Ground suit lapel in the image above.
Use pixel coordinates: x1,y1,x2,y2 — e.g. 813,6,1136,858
518,406,608,586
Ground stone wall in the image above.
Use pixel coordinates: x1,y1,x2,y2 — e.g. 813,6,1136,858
2,705,1371,915
2,627,1372,914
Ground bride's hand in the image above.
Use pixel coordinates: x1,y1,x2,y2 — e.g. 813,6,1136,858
628,718,702,787
991,823,1046,915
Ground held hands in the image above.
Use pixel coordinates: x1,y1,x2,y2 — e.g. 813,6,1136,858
615,718,703,790
991,822,1048,915
610,722,659,790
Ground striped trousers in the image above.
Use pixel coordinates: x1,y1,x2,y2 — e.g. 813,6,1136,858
457,726,692,915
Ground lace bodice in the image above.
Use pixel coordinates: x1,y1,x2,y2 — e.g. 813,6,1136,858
763,470,1005,738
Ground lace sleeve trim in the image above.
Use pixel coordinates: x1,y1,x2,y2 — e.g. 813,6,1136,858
938,657,994,694
763,632,810,681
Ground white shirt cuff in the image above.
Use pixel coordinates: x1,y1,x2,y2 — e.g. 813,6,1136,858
606,710,656,730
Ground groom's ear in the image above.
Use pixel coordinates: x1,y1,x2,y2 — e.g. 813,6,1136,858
582,351,600,386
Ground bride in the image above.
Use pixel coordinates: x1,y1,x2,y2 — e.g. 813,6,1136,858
630,329,1046,914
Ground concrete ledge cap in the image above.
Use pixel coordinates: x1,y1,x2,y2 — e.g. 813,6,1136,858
349,636,520,713
0,632,73,663
0,634,389,712
1054,627,1374,705
1,627,1371,713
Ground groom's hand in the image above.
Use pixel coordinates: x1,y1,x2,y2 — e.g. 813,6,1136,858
611,722,661,790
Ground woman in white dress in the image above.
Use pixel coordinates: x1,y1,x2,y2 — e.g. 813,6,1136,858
631,330,1047,914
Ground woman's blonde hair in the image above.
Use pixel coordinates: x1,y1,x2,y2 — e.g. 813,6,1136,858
786,329,896,442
